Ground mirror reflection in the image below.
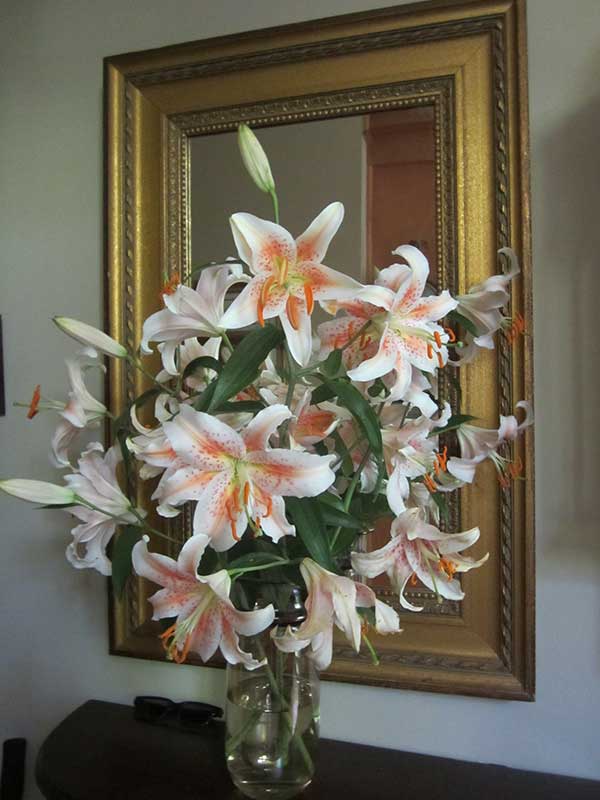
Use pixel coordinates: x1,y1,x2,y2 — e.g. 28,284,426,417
190,107,436,288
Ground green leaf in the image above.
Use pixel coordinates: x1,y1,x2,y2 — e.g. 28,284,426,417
182,355,222,381
217,400,265,413
431,413,477,436
111,526,141,600
316,492,346,512
447,310,479,338
431,491,450,525
310,384,337,404
192,380,217,412
317,501,364,531
320,349,343,378
322,378,383,458
331,527,361,557
208,324,283,412
116,427,134,495
286,497,336,572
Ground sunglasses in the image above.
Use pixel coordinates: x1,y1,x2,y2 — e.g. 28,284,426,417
134,696,223,732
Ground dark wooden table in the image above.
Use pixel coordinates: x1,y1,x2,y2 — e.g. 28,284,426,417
36,701,598,799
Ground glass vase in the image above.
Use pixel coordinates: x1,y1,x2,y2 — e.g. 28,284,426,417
225,604,319,800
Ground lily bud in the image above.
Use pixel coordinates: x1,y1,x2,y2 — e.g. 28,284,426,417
238,124,275,194
53,317,128,358
0,479,75,505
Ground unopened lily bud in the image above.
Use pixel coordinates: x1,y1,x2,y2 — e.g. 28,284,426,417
53,317,128,358
238,123,275,194
0,479,75,505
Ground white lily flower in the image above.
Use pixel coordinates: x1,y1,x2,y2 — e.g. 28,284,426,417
155,404,336,550
132,534,275,668
451,247,520,364
260,384,339,449
222,203,362,366
272,558,400,670
157,336,221,387
238,123,275,194
50,350,107,467
53,317,127,358
141,262,247,356
351,509,488,611
447,400,533,484
318,245,458,401
0,479,75,505
64,443,140,575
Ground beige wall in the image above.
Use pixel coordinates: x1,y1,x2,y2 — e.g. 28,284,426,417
1,2,599,797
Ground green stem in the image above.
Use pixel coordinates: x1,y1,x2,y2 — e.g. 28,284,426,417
229,558,300,578
221,331,235,353
73,497,176,543
330,446,372,551
362,633,380,666
128,356,176,397
270,190,280,224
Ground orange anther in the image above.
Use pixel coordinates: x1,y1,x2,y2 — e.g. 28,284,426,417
257,276,277,327
424,473,437,493
439,557,457,581
444,326,457,343
160,272,180,300
27,385,41,419
427,343,434,359
410,573,418,587
435,446,448,473
434,331,443,348
159,622,177,641
304,283,314,315
264,496,273,518
286,294,302,330
243,482,250,506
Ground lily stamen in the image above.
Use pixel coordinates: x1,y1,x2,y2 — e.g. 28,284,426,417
424,473,437,493
286,295,302,330
438,557,457,581
27,385,41,419
160,272,180,301
257,276,277,327
434,331,442,348
435,446,448,474
304,283,314,315
444,326,457,343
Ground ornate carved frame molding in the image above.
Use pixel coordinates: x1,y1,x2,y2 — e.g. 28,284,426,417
105,0,534,700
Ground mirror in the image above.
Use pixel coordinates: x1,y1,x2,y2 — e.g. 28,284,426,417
191,107,437,288
105,0,533,700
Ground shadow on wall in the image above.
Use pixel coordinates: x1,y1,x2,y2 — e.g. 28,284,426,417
535,88,600,646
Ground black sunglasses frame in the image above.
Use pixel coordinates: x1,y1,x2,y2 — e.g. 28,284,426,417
133,696,223,732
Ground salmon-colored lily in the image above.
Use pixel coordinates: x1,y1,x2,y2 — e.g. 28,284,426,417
351,509,487,610
132,534,275,667
273,558,400,670
319,245,457,400
155,404,336,550
221,203,362,366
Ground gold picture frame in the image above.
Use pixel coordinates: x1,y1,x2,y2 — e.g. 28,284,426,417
105,0,534,700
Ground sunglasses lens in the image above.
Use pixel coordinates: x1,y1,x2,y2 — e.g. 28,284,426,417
134,696,172,723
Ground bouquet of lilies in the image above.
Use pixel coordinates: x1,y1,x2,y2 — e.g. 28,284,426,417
1,126,532,671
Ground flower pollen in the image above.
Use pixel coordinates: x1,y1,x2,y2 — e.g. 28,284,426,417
27,385,41,419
